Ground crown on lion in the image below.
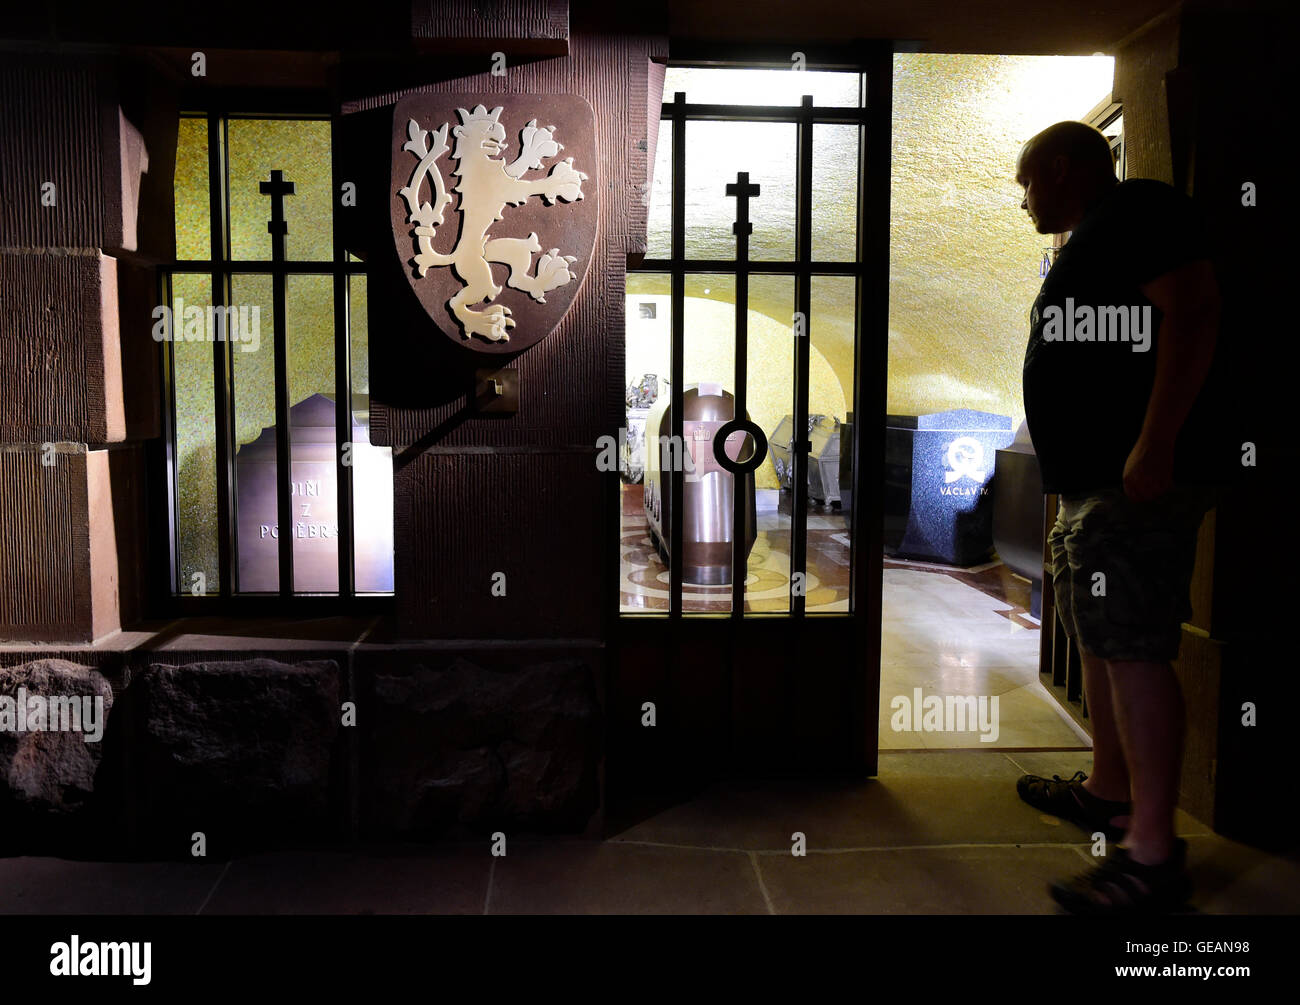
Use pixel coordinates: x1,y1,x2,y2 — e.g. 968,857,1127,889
456,104,504,126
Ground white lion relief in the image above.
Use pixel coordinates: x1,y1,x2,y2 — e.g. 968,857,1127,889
397,103,589,343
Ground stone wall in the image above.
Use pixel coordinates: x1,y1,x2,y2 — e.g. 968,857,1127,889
0,648,602,857
0,55,172,642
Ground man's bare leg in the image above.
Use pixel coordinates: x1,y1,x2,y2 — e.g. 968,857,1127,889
1079,647,1130,817
1106,659,1184,865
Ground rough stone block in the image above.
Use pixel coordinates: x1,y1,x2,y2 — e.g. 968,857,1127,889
0,445,121,644
0,55,107,248
0,659,114,818
134,658,343,852
361,657,600,837
0,54,159,256
0,250,124,444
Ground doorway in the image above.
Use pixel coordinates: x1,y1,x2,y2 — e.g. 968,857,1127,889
609,48,891,800
880,52,1118,751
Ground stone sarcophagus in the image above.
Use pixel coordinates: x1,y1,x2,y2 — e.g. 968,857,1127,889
234,393,393,593
884,408,1016,566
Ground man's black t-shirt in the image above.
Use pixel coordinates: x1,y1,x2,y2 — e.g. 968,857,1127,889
1022,178,1226,494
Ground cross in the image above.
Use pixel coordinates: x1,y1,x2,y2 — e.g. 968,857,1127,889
725,171,761,238
259,170,296,261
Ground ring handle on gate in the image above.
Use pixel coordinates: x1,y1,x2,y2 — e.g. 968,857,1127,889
712,419,768,474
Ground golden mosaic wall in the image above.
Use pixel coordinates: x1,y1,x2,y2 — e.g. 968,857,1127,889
172,117,361,589
888,53,1115,424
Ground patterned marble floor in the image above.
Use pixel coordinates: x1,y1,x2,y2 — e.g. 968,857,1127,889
619,483,850,613
618,482,1088,751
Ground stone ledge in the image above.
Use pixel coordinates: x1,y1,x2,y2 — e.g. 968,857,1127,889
0,614,606,653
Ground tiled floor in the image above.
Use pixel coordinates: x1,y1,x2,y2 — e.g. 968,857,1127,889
879,566,1084,750
3,751,1296,914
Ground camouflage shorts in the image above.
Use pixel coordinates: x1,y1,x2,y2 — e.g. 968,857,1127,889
1048,485,1216,662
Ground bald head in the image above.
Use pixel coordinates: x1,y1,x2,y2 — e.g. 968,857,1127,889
1020,121,1116,183
1016,120,1118,234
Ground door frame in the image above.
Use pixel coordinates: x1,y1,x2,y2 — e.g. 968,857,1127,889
608,41,892,798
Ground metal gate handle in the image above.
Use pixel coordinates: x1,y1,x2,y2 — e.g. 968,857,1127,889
712,419,768,474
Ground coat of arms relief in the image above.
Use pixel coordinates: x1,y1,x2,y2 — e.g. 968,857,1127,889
393,98,595,347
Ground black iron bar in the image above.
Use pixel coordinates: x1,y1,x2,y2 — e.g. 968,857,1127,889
660,101,867,125
208,113,235,600
669,93,686,620
638,258,857,275
173,260,368,274
160,270,179,596
727,171,759,617
791,95,814,618
260,168,296,599
331,124,356,601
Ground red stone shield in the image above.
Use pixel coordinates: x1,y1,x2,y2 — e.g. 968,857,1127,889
391,93,599,354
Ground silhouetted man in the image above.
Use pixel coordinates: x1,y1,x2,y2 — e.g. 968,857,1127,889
1014,120,1223,914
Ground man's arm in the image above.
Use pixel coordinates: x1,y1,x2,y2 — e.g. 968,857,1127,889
1122,259,1221,501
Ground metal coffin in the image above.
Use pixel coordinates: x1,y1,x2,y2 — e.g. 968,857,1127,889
769,414,842,506
643,384,757,586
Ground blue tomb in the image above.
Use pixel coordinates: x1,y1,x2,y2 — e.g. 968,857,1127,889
884,409,1017,566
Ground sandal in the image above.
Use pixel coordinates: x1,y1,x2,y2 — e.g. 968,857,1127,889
1050,840,1192,915
1017,770,1130,841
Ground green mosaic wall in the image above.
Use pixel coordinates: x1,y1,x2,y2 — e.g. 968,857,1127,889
172,117,367,590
